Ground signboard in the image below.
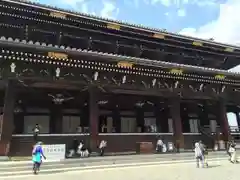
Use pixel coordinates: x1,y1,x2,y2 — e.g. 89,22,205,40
168,142,174,151
169,68,183,75
42,144,66,161
49,12,66,19
48,52,68,59
224,47,234,52
117,61,133,68
152,33,165,39
214,74,226,80
107,23,120,30
219,140,225,150
192,41,203,46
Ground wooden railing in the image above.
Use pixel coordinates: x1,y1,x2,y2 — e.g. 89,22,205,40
229,126,240,133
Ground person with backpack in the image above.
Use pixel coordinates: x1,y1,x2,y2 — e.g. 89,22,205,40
32,142,46,174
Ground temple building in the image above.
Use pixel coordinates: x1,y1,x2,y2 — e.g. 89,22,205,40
0,0,240,156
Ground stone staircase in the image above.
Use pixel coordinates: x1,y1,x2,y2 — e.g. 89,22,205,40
198,125,215,149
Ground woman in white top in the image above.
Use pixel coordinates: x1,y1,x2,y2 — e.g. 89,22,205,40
156,139,163,152
194,142,204,168
228,141,238,163
99,140,107,156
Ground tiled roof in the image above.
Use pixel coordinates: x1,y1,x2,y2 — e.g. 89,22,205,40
0,36,239,77
5,0,240,51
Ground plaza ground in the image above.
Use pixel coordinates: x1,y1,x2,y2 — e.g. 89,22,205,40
1,158,239,180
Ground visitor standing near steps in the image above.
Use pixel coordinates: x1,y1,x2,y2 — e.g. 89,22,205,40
33,124,40,142
99,140,107,156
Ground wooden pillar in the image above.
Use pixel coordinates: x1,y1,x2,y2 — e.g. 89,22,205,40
112,107,121,133
161,108,169,133
13,111,24,134
0,81,15,156
155,104,168,133
154,105,161,133
216,100,231,142
198,104,209,126
89,89,99,151
169,98,184,151
80,105,89,132
181,106,190,133
136,107,144,133
50,105,63,133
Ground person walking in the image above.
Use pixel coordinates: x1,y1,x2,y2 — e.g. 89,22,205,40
32,142,46,174
194,142,204,168
228,140,238,163
227,140,232,161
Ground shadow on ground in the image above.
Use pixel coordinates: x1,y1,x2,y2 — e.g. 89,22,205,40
206,165,221,169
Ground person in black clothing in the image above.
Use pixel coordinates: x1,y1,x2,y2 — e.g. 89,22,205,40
72,138,79,154
67,138,79,157
33,124,40,142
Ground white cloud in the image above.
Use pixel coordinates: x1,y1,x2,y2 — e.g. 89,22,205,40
59,0,119,18
151,0,217,7
179,0,240,71
177,9,186,17
195,0,216,7
165,12,169,16
60,0,85,7
59,0,91,13
151,0,171,6
124,0,140,8
100,1,119,19
180,0,240,45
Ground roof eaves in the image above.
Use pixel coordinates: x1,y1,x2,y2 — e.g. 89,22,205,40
0,36,239,77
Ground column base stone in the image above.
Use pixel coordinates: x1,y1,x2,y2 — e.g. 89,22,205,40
0,141,10,156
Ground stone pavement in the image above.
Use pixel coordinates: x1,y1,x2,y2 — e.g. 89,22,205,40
1,151,229,165
1,158,239,180
0,151,235,178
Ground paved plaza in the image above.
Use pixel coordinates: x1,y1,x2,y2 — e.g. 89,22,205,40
1,159,239,180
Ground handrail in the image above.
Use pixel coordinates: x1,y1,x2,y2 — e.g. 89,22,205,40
229,126,240,133
197,121,214,139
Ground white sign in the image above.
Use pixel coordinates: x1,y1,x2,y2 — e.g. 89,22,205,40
219,140,225,150
42,144,66,161
168,142,174,151
235,143,240,149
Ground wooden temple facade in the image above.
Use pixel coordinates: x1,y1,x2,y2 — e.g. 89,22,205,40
0,0,240,156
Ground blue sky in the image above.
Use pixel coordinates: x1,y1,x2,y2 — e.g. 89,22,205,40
31,0,240,126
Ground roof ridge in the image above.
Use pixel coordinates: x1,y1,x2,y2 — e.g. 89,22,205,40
4,0,240,50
